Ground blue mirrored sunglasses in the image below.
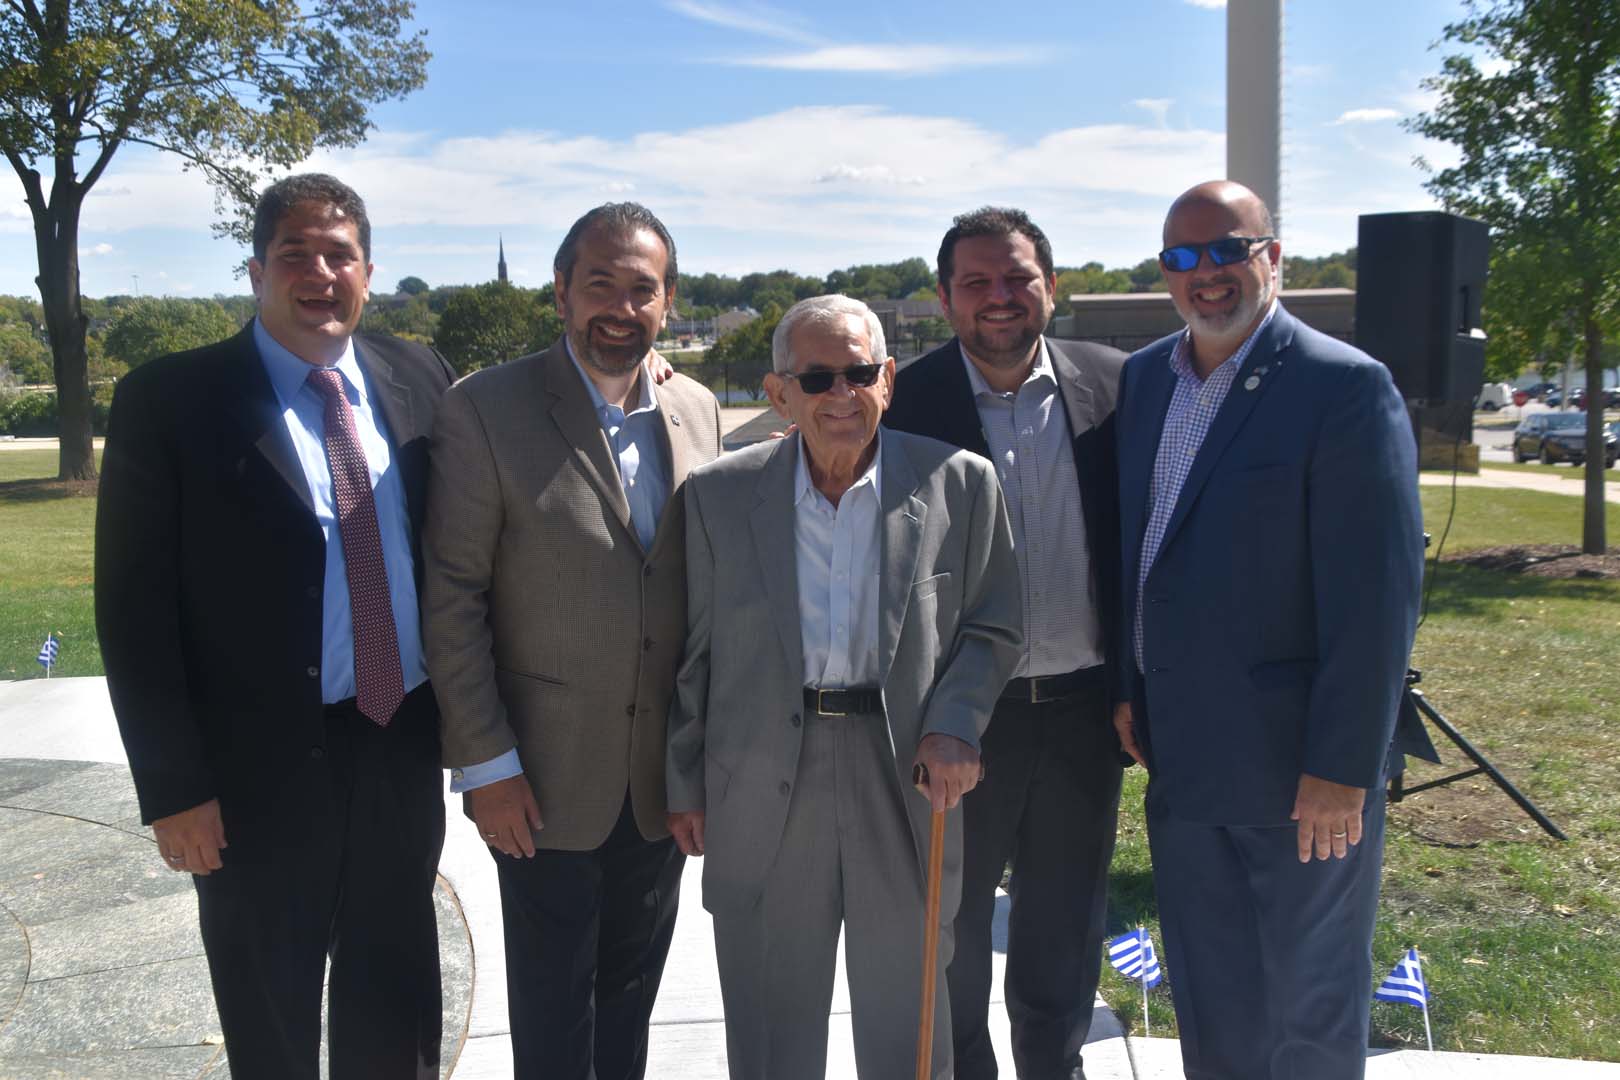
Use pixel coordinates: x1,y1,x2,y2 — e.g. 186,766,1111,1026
1158,235,1275,273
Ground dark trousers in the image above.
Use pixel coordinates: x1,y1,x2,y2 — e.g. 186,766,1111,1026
948,679,1123,1080
1146,784,1387,1080
193,692,446,1080
493,795,683,1080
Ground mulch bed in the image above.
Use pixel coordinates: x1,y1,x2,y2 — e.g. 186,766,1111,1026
1442,543,1620,579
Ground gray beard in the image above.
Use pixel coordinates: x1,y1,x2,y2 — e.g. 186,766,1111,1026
568,324,646,377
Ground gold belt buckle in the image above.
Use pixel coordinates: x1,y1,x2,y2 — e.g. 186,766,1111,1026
817,689,845,717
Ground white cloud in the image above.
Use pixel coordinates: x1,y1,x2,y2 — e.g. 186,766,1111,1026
86,242,115,257
1185,0,1226,8
731,44,1049,75
664,0,818,44
1331,108,1402,125
1132,98,1174,129
10,105,1234,290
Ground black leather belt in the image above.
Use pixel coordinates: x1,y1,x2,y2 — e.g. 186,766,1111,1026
1000,665,1105,704
803,686,883,716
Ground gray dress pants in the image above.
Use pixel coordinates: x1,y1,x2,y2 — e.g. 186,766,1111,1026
712,708,954,1079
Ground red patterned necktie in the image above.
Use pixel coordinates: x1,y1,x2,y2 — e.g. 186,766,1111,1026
307,367,404,726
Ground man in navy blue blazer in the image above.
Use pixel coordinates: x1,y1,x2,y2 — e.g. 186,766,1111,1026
1112,180,1424,1079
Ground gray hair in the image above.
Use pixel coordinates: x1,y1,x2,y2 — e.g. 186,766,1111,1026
771,295,888,374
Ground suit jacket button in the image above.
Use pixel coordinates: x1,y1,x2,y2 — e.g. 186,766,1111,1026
306,585,319,600
790,713,801,727
625,704,636,718
779,781,791,796
310,746,325,759
644,637,654,651
643,565,654,577
306,665,319,678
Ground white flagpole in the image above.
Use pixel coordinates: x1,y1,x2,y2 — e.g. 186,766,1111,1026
1140,927,1150,1038
1415,949,1434,1052
43,631,51,678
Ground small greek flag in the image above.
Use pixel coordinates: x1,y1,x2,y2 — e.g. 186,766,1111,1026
1108,927,1162,988
36,634,59,671
1374,947,1434,1050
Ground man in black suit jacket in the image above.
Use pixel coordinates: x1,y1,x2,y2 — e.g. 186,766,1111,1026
884,207,1126,1080
95,174,454,1079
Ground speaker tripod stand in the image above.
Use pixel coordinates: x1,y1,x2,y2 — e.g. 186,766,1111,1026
1388,667,1566,841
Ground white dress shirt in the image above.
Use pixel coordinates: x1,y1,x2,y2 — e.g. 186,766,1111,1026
964,340,1104,678
794,433,883,689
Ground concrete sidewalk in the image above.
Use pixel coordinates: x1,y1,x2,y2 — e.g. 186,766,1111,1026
2,677,1615,1078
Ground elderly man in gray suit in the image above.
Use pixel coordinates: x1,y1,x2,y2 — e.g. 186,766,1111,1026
666,294,1023,1080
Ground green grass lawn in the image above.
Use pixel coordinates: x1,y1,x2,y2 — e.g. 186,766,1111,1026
6,448,1620,1058
0,449,102,678
1105,485,1620,1059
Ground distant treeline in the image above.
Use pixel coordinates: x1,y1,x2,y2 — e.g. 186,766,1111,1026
0,249,1358,389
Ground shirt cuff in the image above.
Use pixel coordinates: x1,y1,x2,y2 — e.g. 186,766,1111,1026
448,749,523,793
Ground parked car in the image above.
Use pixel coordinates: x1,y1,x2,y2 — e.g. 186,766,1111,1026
1606,386,1620,409
1543,387,1586,409
1475,382,1515,411
1513,411,1618,467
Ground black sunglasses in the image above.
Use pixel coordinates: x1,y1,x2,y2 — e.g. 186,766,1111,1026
783,363,884,394
1158,235,1275,273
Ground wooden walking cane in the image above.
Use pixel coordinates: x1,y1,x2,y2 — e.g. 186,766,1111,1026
913,763,946,1080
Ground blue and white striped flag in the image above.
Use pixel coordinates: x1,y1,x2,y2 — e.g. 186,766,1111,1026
36,634,59,671
1108,927,1162,988
1375,948,1429,1007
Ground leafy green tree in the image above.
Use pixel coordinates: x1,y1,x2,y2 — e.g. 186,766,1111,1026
2,0,429,479
1054,263,1131,314
434,281,556,374
396,275,430,296
1127,257,1167,292
706,303,783,399
102,298,239,370
1406,0,1620,553
0,319,52,384
364,296,436,342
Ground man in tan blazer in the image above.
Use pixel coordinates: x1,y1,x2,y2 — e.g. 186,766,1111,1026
423,203,722,1080
666,295,1022,1079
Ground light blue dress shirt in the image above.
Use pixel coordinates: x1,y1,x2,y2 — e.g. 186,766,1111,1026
255,318,427,705
450,348,673,793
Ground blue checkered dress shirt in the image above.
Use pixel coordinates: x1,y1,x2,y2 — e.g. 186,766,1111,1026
1133,304,1277,670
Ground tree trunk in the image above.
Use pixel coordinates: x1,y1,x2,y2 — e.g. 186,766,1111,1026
1582,311,1606,554
32,184,95,481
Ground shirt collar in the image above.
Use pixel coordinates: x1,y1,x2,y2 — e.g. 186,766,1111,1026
565,336,659,419
794,429,883,509
961,337,1055,399
1169,299,1279,382
254,317,365,410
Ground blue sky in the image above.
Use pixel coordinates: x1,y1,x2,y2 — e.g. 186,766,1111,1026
0,0,1472,299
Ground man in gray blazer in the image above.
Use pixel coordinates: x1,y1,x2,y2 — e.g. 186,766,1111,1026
666,295,1023,1080
423,203,722,1080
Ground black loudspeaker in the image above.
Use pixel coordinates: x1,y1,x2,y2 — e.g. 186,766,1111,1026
1354,211,1489,405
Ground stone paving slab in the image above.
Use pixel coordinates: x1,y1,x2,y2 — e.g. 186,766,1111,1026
0,755,473,1080
1126,1036,1620,1078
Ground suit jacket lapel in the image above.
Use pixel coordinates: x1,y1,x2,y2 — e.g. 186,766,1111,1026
355,337,424,514
935,341,992,459
751,437,806,690
1047,338,1097,442
540,343,635,539
221,323,315,516
1157,311,1296,556
877,433,926,686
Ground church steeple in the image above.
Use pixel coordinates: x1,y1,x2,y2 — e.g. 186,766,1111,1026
498,236,509,284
